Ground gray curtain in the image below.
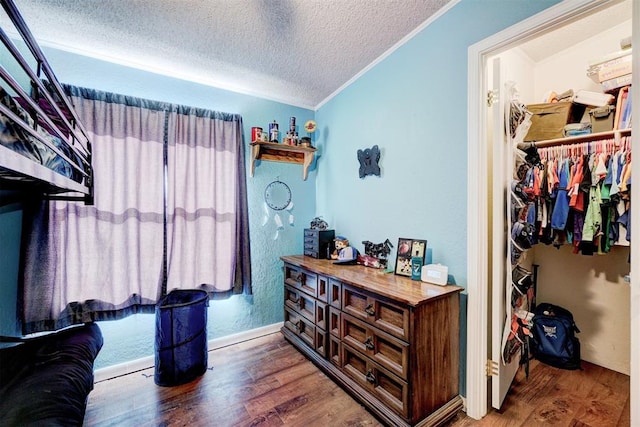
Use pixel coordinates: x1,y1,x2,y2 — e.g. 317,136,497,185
166,106,251,297
20,86,250,334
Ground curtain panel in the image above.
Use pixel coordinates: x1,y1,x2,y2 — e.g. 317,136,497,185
19,86,250,334
166,106,251,297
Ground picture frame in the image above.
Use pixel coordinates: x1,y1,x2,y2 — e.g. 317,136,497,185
394,238,427,276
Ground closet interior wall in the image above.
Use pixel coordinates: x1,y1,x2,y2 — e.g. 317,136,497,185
501,15,632,375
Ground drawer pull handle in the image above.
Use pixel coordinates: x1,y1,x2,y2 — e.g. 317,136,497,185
295,320,302,330
365,304,375,316
291,272,302,282
364,336,374,350
365,370,376,384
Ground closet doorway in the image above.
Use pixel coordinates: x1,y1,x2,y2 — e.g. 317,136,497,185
466,0,638,422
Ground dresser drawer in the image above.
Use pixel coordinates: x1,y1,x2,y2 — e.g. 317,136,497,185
284,285,315,323
315,329,327,358
341,313,409,380
341,343,409,419
303,249,319,258
329,335,341,367
342,284,410,341
284,264,318,298
317,275,329,303
284,306,315,349
329,306,341,337
329,278,342,309
315,300,328,331
304,229,318,239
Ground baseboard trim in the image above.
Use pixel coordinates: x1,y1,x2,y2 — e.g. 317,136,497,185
94,322,284,383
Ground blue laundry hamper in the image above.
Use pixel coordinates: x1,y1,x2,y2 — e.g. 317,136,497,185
154,289,209,386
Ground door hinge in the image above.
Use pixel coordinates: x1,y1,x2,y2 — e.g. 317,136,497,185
486,359,499,377
487,89,499,107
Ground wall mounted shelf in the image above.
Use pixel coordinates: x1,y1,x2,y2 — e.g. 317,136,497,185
250,142,317,180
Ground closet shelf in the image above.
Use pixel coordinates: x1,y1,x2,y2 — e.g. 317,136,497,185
249,142,316,180
524,128,631,148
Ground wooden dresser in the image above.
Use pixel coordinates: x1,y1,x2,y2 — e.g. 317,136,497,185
280,255,464,427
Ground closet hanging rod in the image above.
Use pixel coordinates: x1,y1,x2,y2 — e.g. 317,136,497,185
517,128,631,150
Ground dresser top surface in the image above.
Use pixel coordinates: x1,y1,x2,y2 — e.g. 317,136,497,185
281,255,463,306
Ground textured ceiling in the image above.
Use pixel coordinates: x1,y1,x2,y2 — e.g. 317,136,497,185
8,0,454,109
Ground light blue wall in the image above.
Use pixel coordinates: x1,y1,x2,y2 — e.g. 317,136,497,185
316,0,560,395
5,47,317,369
0,0,560,388
316,0,559,283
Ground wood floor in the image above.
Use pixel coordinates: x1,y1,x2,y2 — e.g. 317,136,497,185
84,332,630,427
444,357,630,427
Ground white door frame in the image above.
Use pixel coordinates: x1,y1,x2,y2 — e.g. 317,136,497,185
465,0,638,420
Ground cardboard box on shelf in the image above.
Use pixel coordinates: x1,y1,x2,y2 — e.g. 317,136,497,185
587,48,632,83
573,90,614,107
601,74,632,93
589,105,616,133
597,54,632,83
524,102,573,142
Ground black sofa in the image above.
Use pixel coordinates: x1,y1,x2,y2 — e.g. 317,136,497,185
0,322,103,426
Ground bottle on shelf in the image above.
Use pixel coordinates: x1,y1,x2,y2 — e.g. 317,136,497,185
411,250,423,281
269,120,279,143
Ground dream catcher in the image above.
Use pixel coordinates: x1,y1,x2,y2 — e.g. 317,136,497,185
263,179,294,239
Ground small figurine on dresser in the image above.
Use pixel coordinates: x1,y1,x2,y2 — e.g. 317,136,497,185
310,216,328,230
331,236,358,264
359,238,394,269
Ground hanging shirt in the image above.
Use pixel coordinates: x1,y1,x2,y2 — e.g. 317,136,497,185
594,153,608,182
609,152,623,197
572,210,584,253
619,156,632,194
546,159,557,196
614,199,631,246
600,205,612,254
551,158,571,230
619,205,631,243
568,155,585,211
582,184,602,243
601,154,614,203
532,165,541,197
